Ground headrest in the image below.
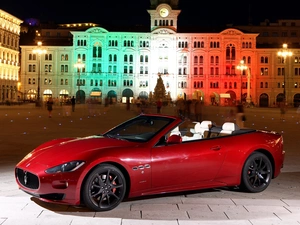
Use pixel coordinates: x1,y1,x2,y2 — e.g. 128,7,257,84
191,122,200,133
222,122,239,131
200,120,212,128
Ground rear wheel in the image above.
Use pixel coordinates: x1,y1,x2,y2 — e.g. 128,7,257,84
82,164,126,211
241,152,272,193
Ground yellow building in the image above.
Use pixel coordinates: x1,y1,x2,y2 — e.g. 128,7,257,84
0,9,22,103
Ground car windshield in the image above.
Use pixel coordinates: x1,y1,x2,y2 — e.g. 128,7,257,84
103,115,175,142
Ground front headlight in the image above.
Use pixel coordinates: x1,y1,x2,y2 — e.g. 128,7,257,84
45,161,85,174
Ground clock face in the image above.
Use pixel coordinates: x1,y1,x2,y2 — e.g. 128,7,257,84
159,8,169,17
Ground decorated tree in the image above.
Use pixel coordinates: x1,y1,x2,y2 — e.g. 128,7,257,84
153,73,167,102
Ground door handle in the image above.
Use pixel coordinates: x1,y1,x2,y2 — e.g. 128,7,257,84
211,145,221,151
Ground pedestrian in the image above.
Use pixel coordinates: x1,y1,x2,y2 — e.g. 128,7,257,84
176,99,186,118
135,97,141,114
279,101,286,120
126,97,130,111
46,97,54,118
156,98,162,113
225,108,235,122
236,102,245,128
71,96,76,112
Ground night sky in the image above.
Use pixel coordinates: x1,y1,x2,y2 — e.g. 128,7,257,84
2,0,300,27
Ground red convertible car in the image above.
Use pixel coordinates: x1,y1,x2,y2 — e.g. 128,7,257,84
15,114,285,211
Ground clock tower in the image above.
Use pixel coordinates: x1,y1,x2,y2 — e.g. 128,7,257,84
147,0,181,32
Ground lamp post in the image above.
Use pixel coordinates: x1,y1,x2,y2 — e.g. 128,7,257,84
277,43,292,103
32,41,46,107
237,60,251,104
74,59,85,103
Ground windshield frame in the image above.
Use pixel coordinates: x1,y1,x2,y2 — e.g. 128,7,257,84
102,115,176,143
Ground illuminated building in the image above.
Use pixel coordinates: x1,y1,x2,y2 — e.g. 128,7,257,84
18,1,300,107
0,9,22,103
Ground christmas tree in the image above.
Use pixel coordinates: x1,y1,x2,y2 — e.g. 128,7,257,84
153,73,167,101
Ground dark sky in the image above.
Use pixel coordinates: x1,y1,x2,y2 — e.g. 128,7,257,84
2,0,300,27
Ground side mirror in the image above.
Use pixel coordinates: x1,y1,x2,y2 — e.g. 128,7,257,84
167,135,182,144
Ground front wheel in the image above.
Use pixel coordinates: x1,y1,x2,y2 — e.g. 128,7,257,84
82,164,126,211
241,152,272,193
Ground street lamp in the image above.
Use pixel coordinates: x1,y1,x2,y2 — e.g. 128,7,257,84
237,60,251,104
277,43,292,103
32,41,46,107
74,59,85,103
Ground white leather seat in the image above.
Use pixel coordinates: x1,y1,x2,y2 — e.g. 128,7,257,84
182,122,202,141
220,122,239,135
198,120,212,138
189,122,202,140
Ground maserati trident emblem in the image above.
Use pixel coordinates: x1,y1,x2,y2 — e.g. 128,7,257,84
24,171,28,185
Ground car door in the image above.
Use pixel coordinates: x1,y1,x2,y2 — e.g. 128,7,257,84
151,138,227,190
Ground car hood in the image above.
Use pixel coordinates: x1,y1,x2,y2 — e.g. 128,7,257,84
17,135,136,168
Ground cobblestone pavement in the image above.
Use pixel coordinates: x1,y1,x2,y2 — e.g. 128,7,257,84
0,103,300,225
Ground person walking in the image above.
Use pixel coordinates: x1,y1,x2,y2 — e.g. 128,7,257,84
156,98,162,114
126,97,130,111
71,96,76,112
46,97,54,118
236,102,245,128
279,101,286,120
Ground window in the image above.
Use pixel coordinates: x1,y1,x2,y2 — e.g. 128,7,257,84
260,56,268,63
260,67,268,75
194,67,198,75
291,32,297,37
277,68,285,76
199,56,204,64
226,44,236,61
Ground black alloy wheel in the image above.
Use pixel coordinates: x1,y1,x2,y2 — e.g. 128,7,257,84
241,152,272,193
82,164,126,211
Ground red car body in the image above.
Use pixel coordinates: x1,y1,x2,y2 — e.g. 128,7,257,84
15,114,285,211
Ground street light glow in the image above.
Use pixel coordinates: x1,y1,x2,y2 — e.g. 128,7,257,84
277,44,293,58
74,59,85,103
32,41,46,107
237,60,251,104
277,43,292,103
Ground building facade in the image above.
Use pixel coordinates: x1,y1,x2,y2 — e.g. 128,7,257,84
0,9,22,103
19,1,300,107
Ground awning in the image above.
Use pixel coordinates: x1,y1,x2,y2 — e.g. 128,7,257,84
90,91,101,97
220,93,231,98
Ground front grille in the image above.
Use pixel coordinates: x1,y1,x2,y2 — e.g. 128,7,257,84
15,168,39,189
